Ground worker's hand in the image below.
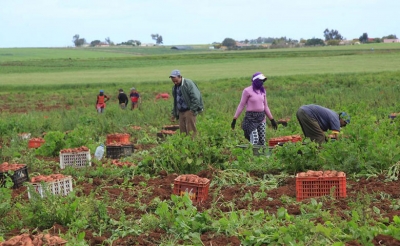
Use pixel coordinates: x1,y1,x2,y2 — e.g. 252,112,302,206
270,119,278,130
170,115,176,122
231,119,237,130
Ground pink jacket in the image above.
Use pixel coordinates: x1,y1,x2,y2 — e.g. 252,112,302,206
233,86,273,121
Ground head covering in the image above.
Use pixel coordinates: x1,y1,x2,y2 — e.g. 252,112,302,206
131,87,136,90
169,69,181,78
252,72,267,94
100,90,104,93
339,112,351,124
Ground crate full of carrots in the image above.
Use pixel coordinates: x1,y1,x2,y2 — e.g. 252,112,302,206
296,170,346,201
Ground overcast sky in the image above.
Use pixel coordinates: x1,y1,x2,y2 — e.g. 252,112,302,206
0,0,399,48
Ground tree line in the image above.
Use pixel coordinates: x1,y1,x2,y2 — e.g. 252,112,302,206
72,29,397,48
220,29,398,48
72,33,163,47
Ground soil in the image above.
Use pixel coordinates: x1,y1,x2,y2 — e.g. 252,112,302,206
6,170,400,245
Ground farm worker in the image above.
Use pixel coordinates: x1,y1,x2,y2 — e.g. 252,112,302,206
117,89,129,109
231,72,277,146
170,69,204,136
129,87,141,110
296,104,350,144
96,90,110,113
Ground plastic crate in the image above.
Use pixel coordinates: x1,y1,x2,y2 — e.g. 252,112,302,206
28,138,45,148
27,176,73,199
106,133,130,145
106,144,134,159
59,151,91,169
296,174,346,201
173,177,210,202
0,165,29,188
269,135,302,147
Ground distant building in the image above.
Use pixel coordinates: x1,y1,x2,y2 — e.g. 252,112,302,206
170,46,193,50
235,42,250,48
383,39,400,43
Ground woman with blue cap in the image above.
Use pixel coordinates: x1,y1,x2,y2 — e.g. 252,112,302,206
96,90,110,113
296,104,350,144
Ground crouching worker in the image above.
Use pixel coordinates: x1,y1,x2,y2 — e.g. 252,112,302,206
296,104,350,144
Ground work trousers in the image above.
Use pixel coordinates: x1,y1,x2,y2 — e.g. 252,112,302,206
296,108,326,144
179,110,197,136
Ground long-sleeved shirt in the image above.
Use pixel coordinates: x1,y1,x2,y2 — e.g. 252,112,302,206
233,86,273,121
118,92,129,105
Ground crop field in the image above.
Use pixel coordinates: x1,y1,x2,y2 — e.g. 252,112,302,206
1,44,400,246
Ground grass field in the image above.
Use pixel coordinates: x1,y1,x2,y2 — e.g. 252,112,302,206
1,43,400,87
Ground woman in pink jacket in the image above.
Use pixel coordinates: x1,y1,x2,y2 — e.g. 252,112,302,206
231,72,277,145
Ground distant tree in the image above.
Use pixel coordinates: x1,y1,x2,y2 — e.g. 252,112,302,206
373,38,382,43
382,34,397,39
359,33,368,43
72,34,86,47
105,37,114,45
151,34,163,44
117,40,141,46
244,39,249,44
157,35,163,44
305,38,325,46
300,38,306,44
323,28,344,41
90,40,101,47
222,38,236,48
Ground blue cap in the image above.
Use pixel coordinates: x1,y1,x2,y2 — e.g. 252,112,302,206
340,112,351,124
169,69,181,78
100,90,104,93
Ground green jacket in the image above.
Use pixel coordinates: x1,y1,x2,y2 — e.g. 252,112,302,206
172,78,204,119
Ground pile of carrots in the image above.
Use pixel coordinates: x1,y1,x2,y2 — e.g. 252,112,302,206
60,146,89,153
29,137,45,142
1,233,67,245
0,162,26,172
30,174,68,183
111,160,136,167
297,170,346,177
160,130,176,134
175,174,210,184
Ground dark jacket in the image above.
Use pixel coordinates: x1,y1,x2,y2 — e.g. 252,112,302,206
172,78,204,119
118,92,129,105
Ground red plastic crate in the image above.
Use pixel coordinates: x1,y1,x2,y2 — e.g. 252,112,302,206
106,133,130,145
269,135,302,147
173,176,210,202
296,174,346,201
28,138,45,148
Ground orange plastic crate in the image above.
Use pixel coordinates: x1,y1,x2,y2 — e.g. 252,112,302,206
269,135,302,147
296,174,346,201
106,133,130,145
28,138,45,148
173,177,210,202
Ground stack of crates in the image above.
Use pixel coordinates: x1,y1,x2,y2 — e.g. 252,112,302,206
106,133,134,159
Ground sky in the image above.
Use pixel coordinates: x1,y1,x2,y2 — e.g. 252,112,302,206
0,0,399,48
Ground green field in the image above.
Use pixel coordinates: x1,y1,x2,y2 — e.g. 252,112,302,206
1,44,400,245
1,43,400,87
